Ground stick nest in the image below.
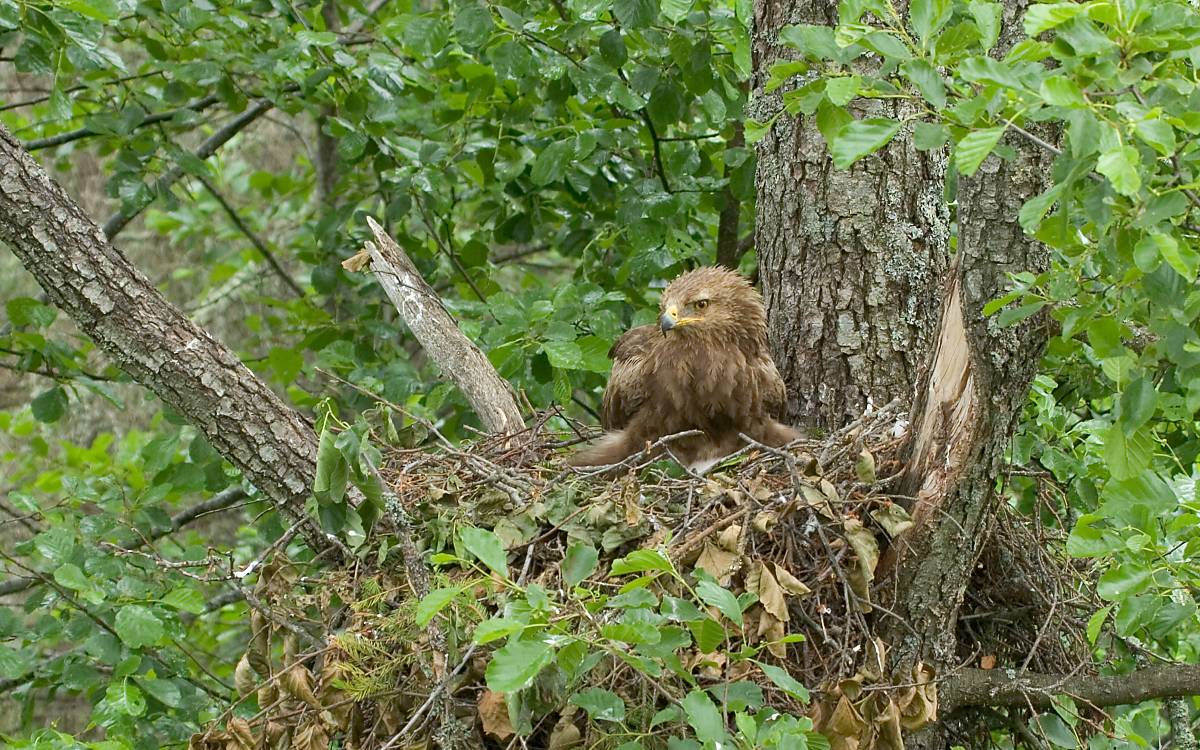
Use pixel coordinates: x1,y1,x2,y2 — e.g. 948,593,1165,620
191,401,1095,750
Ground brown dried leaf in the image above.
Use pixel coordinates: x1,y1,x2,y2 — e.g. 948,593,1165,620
548,713,582,749
694,541,738,586
871,697,903,750
756,563,789,623
248,613,271,677
752,511,778,533
773,564,812,597
980,654,996,670
235,654,257,697
257,683,278,710
280,665,321,708
871,503,914,538
292,722,329,750
717,524,741,552
843,519,880,582
900,663,938,730
227,718,254,750
341,250,371,272
478,690,514,741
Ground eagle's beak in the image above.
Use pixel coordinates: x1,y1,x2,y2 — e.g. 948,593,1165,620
660,308,678,333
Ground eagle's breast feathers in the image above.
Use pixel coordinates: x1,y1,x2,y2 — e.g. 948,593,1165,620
570,266,800,470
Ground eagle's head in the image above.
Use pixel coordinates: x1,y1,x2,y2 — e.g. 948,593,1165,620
658,266,768,343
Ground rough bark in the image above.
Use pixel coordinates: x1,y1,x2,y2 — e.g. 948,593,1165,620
716,123,746,270
0,123,326,552
751,0,950,431
944,665,1200,712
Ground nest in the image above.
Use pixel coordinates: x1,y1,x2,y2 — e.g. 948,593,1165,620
189,401,1094,750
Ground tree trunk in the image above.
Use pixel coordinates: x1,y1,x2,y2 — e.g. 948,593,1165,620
750,0,951,431
0,123,327,552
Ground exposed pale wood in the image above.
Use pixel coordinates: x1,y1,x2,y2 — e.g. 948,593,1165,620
362,217,525,436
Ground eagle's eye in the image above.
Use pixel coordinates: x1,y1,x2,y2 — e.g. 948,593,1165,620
695,299,709,310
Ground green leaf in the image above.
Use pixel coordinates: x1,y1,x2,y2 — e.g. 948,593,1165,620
1023,2,1087,35
531,140,574,186
996,300,1046,327
901,60,946,108
485,639,555,692
697,580,744,627
914,122,949,150
416,586,461,627
681,689,728,745
824,76,859,106
910,0,953,44
54,564,89,591
688,616,725,652
562,542,599,588
161,587,206,615
1133,118,1176,156
660,0,694,22
570,688,627,722
1086,605,1111,645
542,339,584,369
114,606,164,649
756,661,811,702
599,29,628,67
474,617,526,644
1144,232,1199,282
1039,76,1085,107
1018,183,1066,231
137,677,182,708
31,386,68,423
1096,145,1141,197
1103,424,1152,481
613,0,657,28
969,0,1003,49
1097,563,1153,601
458,526,509,578
1119,379,1157,435
314,428,349,504
0,646,33,680
105,679,146,717
829,118,902,169
955,126,1006,176
610,549,674,576
453,3,494,47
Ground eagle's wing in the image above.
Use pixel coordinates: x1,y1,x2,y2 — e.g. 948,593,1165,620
600,324,658,431
759,355,788,420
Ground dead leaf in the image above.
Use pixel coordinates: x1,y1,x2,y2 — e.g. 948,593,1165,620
280,665,320,708
341,250,371,272
234,654,256,697
292,721,329,750
752,510,778,533
773,564,812,597
760,613,786,658
843,519,880,582
694,541,739,585
980,654,996,670
854,449,877,484
756,563,789,623
227,718,254,750
548,714,582,750
478,690,514,741
717,524,741,552
871,503,914,537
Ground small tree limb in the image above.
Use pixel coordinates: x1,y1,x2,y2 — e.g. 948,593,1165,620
944,665,1200,712
360,217,524,435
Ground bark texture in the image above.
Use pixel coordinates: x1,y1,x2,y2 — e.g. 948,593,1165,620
0,123,325,551
751,0,950,431
944,664,1200,712
362,217,525,435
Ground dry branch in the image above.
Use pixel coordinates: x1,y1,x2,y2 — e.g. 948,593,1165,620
944,664,1200,711
359,216,524,436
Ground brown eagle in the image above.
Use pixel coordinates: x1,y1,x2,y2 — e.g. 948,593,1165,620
570,266,799,471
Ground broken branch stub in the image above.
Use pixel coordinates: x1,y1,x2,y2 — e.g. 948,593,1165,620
359,217,525,436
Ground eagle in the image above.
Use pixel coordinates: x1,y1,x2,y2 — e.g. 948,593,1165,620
570,266,800,471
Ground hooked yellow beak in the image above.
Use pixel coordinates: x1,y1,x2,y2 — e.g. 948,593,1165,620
660,308,677,333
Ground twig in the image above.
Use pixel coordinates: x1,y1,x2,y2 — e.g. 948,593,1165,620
101,99,274,240
23,94,222,152
194,174,304,297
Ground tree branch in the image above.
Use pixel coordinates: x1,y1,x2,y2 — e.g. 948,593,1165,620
101,99,273,239
945,665,1200,712
357,217,525,435
194,173,304,297
0,486,249,598
22,94,222,152
716,122,745,270
0,121,326,551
